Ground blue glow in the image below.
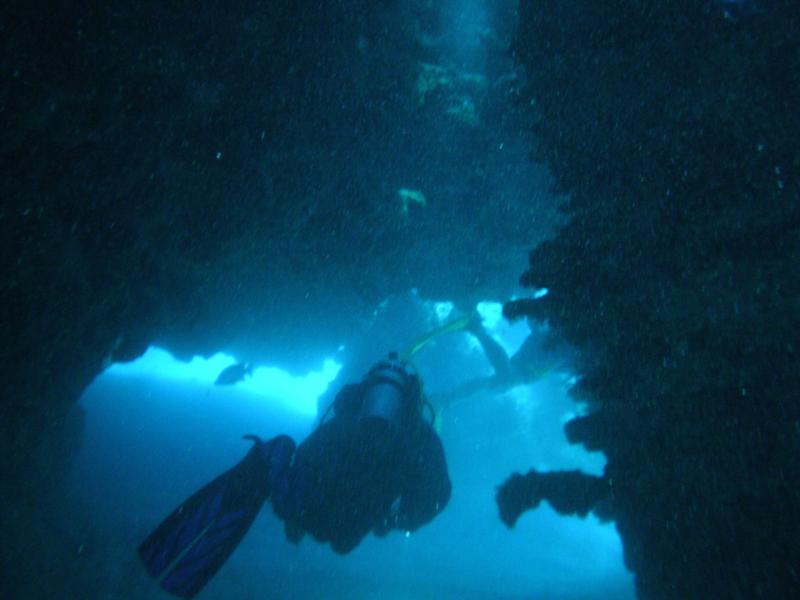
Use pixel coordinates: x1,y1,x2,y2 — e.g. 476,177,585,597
76,296,631,598
108,346,234,383
433,300,455,322
474,300,530,355
108,347,341,416
238,361,341,416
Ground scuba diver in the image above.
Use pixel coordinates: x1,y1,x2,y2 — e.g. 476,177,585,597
138,353,451,599
316,289,431,416
437,311,578,407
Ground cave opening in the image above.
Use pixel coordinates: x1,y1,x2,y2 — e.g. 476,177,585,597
66,300,634,598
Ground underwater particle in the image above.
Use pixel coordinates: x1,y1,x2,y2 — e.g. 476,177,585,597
397,188,427,220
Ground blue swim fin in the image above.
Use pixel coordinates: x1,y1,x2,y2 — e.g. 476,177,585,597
138,435,295,598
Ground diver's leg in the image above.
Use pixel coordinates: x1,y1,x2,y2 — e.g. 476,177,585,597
466,311,513,380
138,435,295,598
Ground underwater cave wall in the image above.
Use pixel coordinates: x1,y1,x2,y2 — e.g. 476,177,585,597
2,0,554,478
507,1,800,598
1,0,427,470
3,0,431,592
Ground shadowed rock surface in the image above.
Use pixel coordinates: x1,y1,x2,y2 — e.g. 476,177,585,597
497,470,610,528
501,1,800,598
2,0,556,475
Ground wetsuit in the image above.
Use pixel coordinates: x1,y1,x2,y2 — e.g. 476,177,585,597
273,377,451,553
139,354,451,598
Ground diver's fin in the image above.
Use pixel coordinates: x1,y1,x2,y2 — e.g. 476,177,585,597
138,435,294,599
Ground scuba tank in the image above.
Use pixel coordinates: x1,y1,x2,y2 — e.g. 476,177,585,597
357,352,422,430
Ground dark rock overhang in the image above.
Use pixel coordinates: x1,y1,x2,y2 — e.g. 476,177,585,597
500,1,800,598
2,1,559,477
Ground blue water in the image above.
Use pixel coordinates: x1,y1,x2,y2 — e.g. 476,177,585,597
68,338,634,599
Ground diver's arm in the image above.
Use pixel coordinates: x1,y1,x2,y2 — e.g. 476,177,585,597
395,424,451,532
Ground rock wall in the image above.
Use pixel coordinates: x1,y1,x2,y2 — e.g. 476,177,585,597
504,1,800,598
2,0,556,478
